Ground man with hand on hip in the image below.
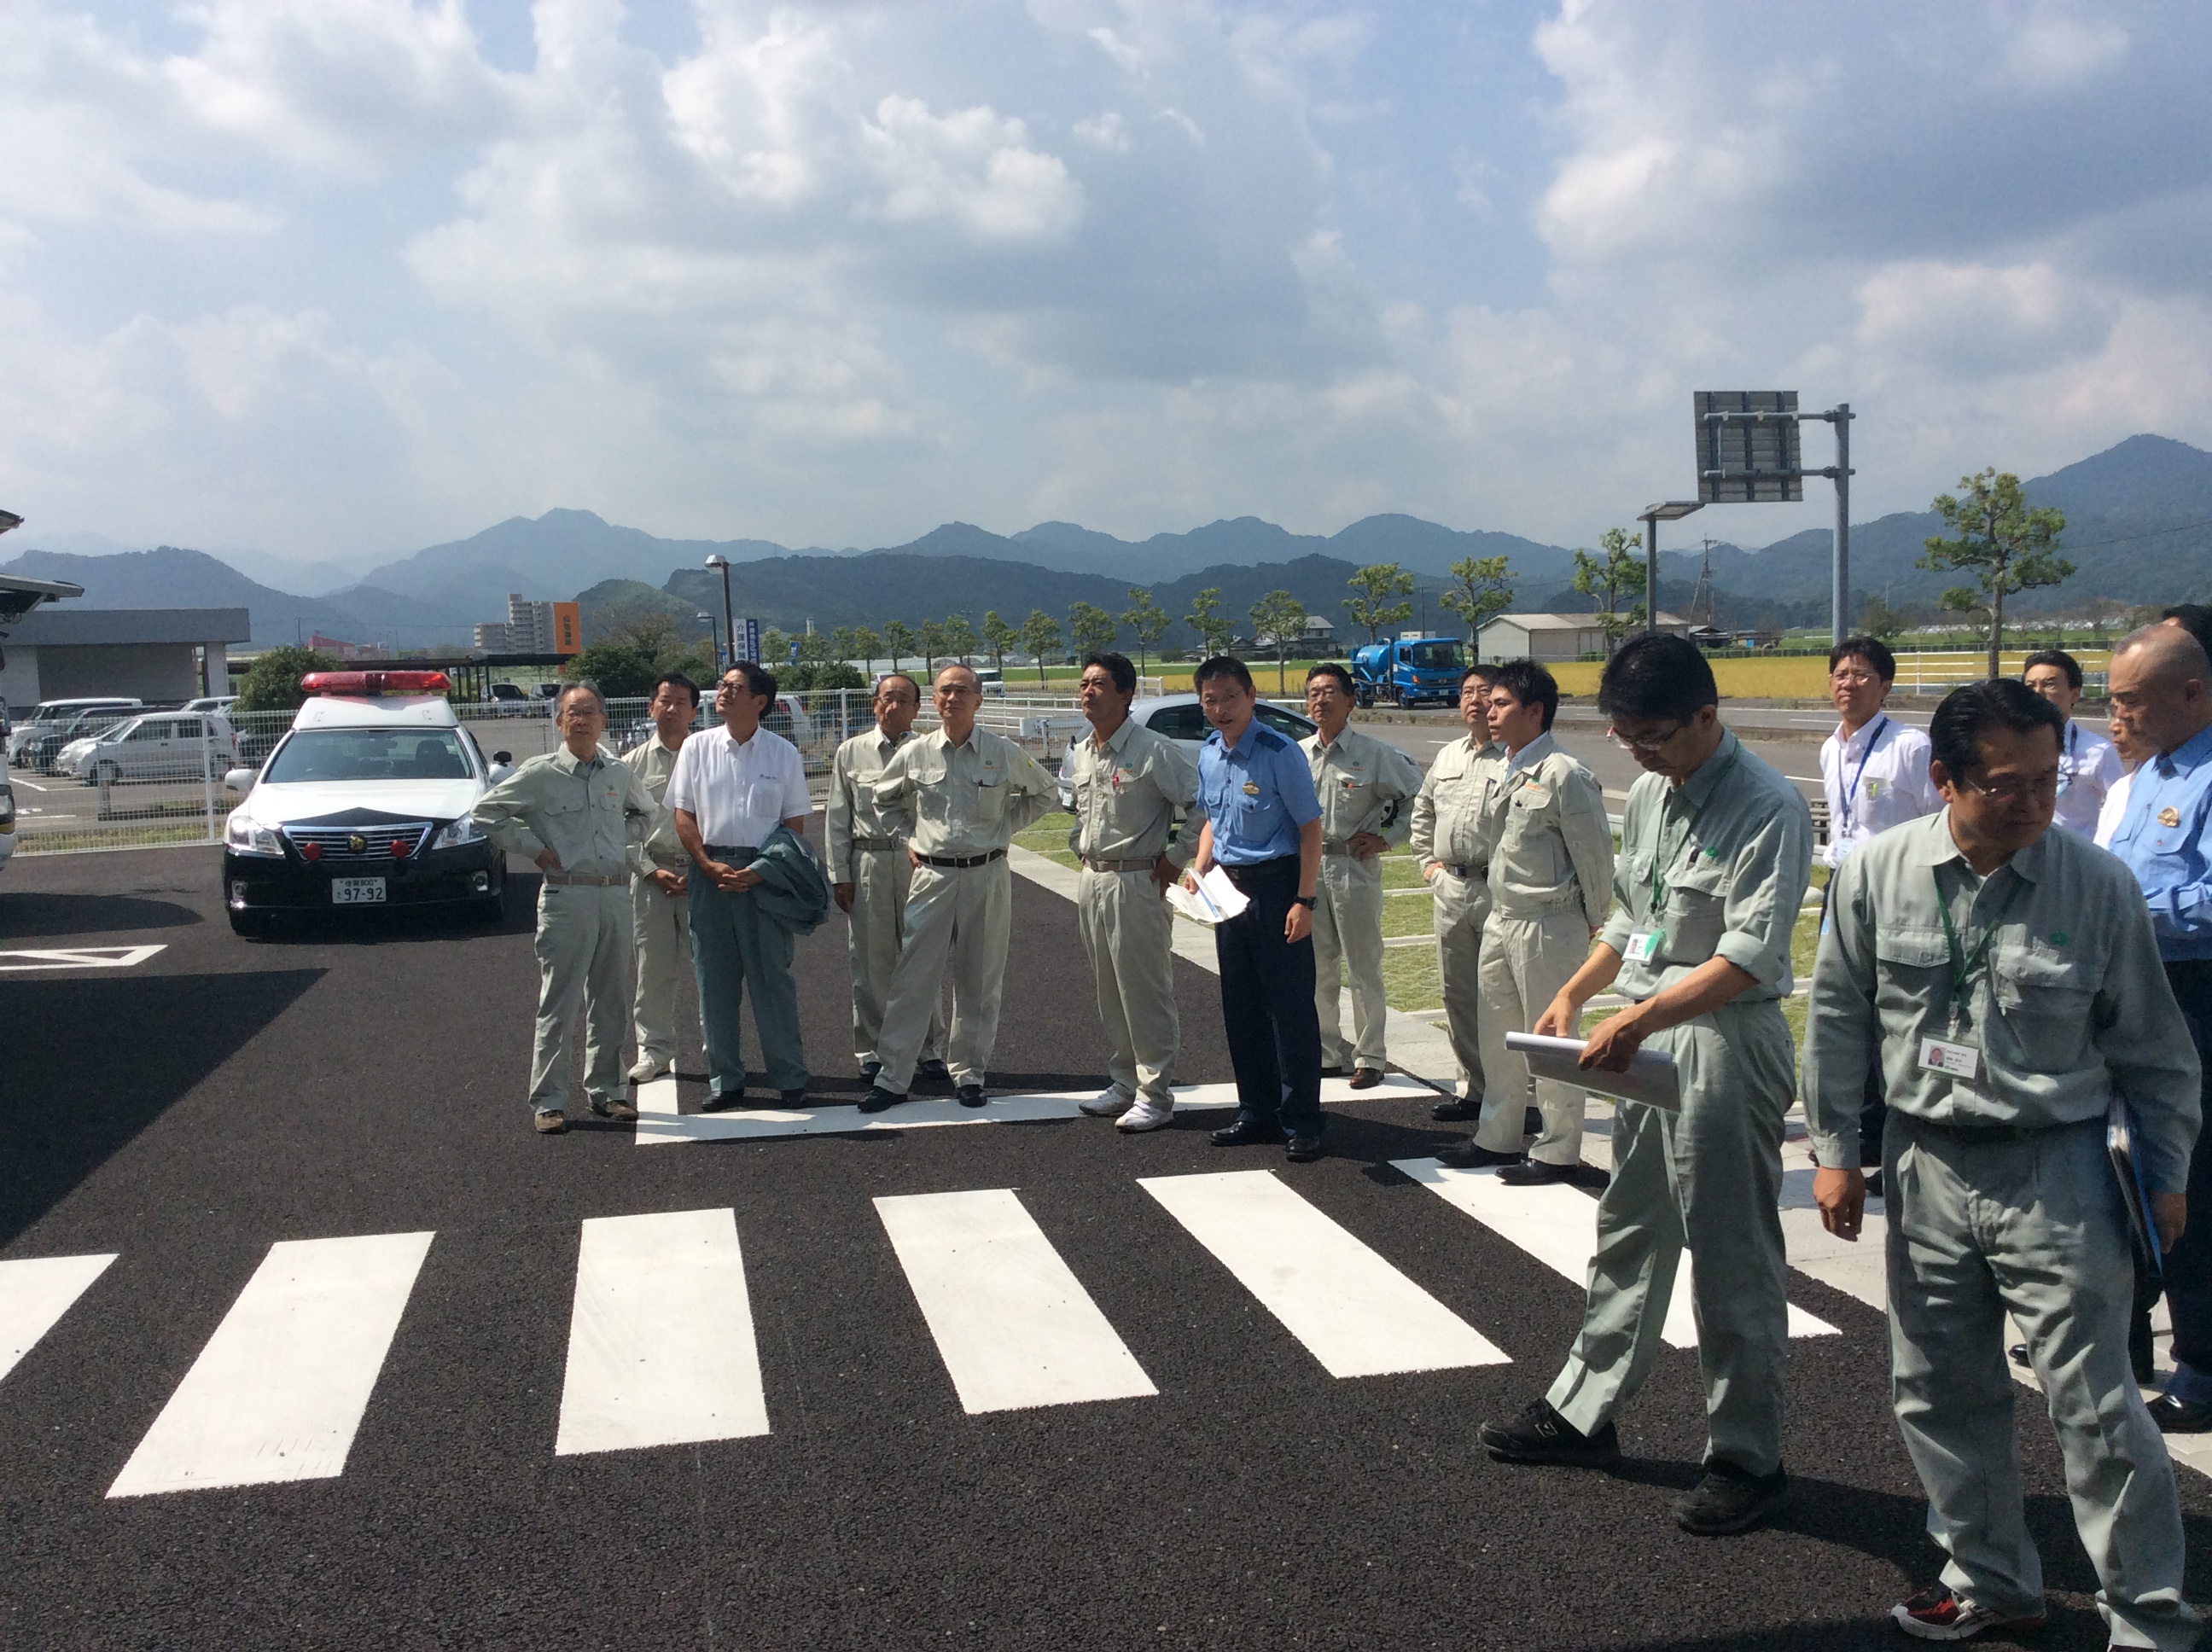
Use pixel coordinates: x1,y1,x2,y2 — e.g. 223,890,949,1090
623,672,699,1083
667,661,814,1111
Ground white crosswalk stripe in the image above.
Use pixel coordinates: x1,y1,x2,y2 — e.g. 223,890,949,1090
1138,1169,1510,1378
0,1254,116,1388
555,1208,771,1456
108,1231,434,1498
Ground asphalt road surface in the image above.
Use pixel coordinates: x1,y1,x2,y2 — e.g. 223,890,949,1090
1,838,2204,1649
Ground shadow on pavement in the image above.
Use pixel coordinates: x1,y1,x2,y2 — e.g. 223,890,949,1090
0,893,205,939
0,969,323,1247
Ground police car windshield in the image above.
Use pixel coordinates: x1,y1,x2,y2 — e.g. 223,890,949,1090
1407,642,1463,670
264,729,474,783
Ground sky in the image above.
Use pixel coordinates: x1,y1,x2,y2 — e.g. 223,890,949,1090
3,0,2209,567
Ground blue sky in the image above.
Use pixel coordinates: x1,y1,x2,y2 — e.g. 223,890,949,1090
3,0,2208,567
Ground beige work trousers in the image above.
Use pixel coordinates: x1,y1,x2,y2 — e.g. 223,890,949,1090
1473,907,1592,1160
630,866,693,1069
1429,866,1489,1102
874,858,1012,1093
530,881,633,1114
1077,866,1179,1106
847,846,945,1069
1313,852,1388,1070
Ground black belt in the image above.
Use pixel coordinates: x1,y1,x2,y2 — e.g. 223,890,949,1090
850,836,900,852
1908,1114,2092,1145
1220,855,1299,887
915,848,1006,870
702,844,760,860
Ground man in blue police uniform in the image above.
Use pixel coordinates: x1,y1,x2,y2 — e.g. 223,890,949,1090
1183,654,1328,1161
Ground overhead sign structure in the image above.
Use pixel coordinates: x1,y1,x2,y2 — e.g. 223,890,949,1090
1693,392,1855,644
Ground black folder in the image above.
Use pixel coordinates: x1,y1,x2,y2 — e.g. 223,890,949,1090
2109,1096,2166,1286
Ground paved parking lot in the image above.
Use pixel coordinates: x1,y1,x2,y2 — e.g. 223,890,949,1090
1,836,2205,1649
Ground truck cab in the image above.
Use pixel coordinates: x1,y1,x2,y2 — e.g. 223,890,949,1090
1348,636,1467,708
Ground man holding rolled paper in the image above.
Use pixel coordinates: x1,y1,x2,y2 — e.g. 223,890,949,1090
1476,634,1812,1539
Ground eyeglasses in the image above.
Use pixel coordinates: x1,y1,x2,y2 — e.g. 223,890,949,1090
1606,723,1685,753
1958,771,2060,804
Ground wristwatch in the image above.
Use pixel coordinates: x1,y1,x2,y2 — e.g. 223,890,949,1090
1292,894,1317,909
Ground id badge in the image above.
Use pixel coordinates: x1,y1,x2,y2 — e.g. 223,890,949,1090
1919,1038,1981,1080
1623,930,1662,963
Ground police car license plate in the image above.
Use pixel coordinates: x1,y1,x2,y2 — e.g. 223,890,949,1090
332,877,387,905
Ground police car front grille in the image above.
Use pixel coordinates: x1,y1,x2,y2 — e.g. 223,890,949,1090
282,823,432,859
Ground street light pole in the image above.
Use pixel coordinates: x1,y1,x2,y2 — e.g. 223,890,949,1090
1638,501,1704,634
704,556,736,669
1831,403,1853,645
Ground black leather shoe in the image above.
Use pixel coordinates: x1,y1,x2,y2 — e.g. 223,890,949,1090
1436,1142,1520,1169
917,1058,952,1084
858,1086,905,1114
957,1084,987,1108
700,1090,740,1114
1674,1460,1789,1536
1431,1098,1477,1121
2148,1393,2212,1434
1523,1106,1544,1137
1478,1399,1620,1466
1284,1131,1325,1162
779,1088,808,1107
860,1060,882,1085
1498,1158,1569,1186
1212,1120,1284,1148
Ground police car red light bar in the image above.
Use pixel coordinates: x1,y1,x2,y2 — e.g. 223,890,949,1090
300,671,451,695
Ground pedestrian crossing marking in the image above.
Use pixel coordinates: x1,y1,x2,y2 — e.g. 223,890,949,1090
555,1209,770,1456
875,1189,1157,1414
108,1231,434,1498
1138,1170,1510,1378
1395,1160,1838,1344
0,1254,117,1387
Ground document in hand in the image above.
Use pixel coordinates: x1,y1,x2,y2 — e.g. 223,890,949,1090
2108,1096,2166,1285
1165,867,1252,927
1504,1031,1681,1112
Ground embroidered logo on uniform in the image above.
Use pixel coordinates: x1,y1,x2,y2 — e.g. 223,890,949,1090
2161,806,2183,827
2051,931,2069,945
1243,781,1261,796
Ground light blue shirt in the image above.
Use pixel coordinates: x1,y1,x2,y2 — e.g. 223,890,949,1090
1198,716,1321,864
2110,723,2212,961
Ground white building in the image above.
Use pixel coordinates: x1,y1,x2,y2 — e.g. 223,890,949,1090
0,598,249,707
1476,611,1692,663
474,594,562,653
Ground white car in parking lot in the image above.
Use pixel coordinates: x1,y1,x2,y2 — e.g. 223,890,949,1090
60,710,238,785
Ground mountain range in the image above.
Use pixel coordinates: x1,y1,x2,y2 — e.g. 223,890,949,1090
5,434,2210,651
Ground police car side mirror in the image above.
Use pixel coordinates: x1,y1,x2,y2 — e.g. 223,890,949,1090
488,755,515,783
222,767,253,794
492,750,512,765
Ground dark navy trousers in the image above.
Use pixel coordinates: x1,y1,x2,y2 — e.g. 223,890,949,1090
1214,858,1324,1134
2161,961,2212,1399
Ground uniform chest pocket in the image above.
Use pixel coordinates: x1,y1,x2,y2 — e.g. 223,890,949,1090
539,793,585,824
974,770,1010,820
744,776,783,817
1662,859,1729,961
1503,792,1562,880
1994,942,2103,1071
910,755,950,791
1872,924,1950,1015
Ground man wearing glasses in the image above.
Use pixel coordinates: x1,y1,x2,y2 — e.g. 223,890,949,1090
1411,662,1505,1124
860,663,1057,1112
474,681,660,1135
1478,635,1812,1538
622,671,701,1084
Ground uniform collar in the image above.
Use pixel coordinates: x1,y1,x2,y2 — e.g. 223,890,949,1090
2156,722,2212,778
1506,730,1556,771
1834,713,1889,754
716,722,765,751
1312,723,1357,754
873,724,910,753
1091,715,1137,757
1906,808,2051,884
549,744,602,775
939,724,982,753
649,729,684,756
1676,728,1741,810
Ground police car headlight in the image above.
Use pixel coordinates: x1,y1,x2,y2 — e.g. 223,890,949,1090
224,814,282,857
432,817,485,850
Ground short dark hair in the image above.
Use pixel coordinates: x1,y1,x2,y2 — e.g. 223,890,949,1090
1829,636,1897,682
2164,604,2212,661
1490,659,1560,730
556,680,606,715
1305,661,1354,696
1193,654,1254,694
1930,678,2065,782
722,660,777,703
1461,661,1499,688
875,671,922,702
651,671,700,708
2021,649,2081,692
1082,651,1138,697
1597,634,1716,723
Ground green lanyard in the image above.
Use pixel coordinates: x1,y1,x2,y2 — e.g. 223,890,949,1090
1935,870,2024,1026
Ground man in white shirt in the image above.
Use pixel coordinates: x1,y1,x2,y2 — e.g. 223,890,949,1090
2023,649,2123,839
667,662,815,1109
1818,636,1942,1173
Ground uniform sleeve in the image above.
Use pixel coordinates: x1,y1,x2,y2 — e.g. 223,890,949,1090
1409,767,1438,861
1597,788,1640,956
620,762,659,876
824,743,856,881
1153,737,1202,868
2095,870,2204,1194
1374,741,1425,848
664,739,701,819
1802,847,1878,1168
872,740,917,806
1558,761,1616,931
1274,738,1323,827
1713,793,1813,987
1901,729,1944,817
1004,742,1059,835
472,758,548,863
777,742,812,822
2142,802,2212,948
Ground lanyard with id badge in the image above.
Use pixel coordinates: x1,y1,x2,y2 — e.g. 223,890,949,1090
1623,748,1735,969
1921,872,2024,1082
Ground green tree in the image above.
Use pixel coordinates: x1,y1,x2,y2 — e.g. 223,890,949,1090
1185,587,1231,656
760,627,791,667
1859,594,1907,645
1067,600,1119,660
1343,561,1415,644
1249,590,1307,695
851,625,882,681
1571,526,1647,654
1121,587,1172,677
234,645,338,714
1918,468,2071,679
880,620,919,671
981,610,1021,678
1438,555,1514,648
1019,608,1062,686
939,614,977,665
786,660,866,693
918,620,946,678
560,641,660,699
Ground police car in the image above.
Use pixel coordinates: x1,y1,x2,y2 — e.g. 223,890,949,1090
220,671,512,935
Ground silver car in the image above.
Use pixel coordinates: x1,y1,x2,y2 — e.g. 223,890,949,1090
66,712,238,786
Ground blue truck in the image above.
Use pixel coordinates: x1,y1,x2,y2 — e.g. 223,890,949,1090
1348,635,1469,707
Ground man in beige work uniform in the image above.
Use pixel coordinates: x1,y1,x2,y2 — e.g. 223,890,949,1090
1068,651,1199,1132
1411,662,1505,1122
825,672,947,1086
1458,659,1614,1181
860,663,1058,1111
474,681,658,1134
623,672,699,1083
1302,662,1425,1087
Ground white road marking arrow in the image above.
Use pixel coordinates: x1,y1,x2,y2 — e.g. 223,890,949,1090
0,945,167,973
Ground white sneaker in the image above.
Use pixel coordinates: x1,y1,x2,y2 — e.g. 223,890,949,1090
628,1056,670,1083
1116,1096,1174,1132
1080,1087,1134,1117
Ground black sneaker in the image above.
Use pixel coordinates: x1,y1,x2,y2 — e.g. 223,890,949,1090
1477,1399,1620,1466
860,1060,882,1085
917,1057,952,1084
858,1086,905,1114
1673,1459,1788,1535
957,1084,987,1108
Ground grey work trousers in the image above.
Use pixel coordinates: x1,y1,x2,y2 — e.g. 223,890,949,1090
1313,852,1388,1070
1887,1114,2197,1650
630,865,693,1069
1474,906,1594,1161
846,846,944,1069
1546,998,1795,1477
529,881,633,1115
689,877,806,1100
1429,866,1488,1102
1077,866,1179,1106
874,858,1012,1094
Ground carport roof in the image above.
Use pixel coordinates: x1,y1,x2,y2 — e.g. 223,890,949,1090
4,606,250,646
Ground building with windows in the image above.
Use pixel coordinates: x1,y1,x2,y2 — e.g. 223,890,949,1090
473,594,580,655
1477,611,1692,663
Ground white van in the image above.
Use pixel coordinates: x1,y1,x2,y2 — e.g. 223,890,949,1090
8,697,143,766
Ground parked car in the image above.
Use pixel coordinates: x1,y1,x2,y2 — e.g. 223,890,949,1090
180,695,236,716
486,682,531,703
63,711,239,785
8,697,143,768
1053,695,1318,811
15,705,143,774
